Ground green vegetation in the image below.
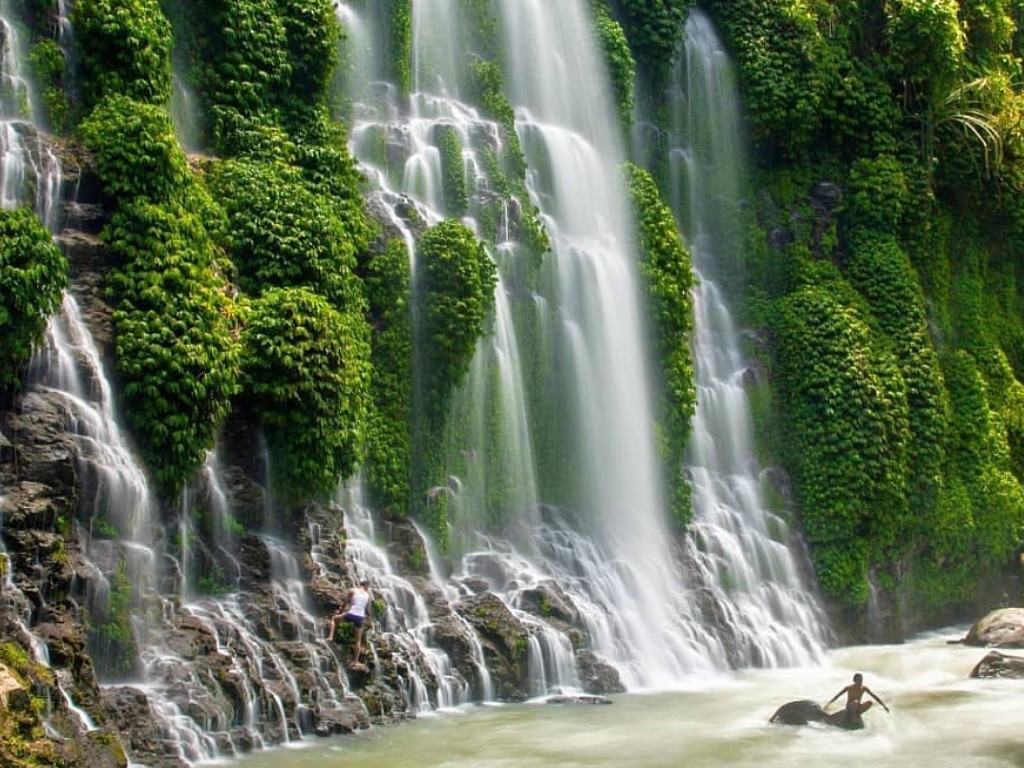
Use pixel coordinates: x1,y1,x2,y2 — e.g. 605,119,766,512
362,239,414,513
693,0,1024,625
625,163,696,526
240,288,371,500
72,0,172,110
24,0,1024,639
413,220,497,537
80,95,241,496
0,209,68,389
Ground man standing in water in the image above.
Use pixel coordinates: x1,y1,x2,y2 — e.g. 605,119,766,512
825,672,890,727
327,579,372,667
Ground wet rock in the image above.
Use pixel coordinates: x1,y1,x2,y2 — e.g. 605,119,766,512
769,698,827,725
313,695,370,736
517,580,581,628
101,686,189,768
574,650,625,695
964,607,1024,648
380,510,431,577
970,650,1024,679
544,693,613,705
456,593,530,701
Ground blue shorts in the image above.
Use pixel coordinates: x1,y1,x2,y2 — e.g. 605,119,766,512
342,613,365,628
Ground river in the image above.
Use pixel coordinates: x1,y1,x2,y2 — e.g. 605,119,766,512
232,628,1021,768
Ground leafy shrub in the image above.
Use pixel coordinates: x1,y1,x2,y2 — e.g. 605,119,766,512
104,198,242,494
416,219,497,421
0,208,68,389
773,282,910,604
240,287,372,499
206,158,363,311
78,94,191,203
72,0,172,109
625,163,695,525
594,6,635,127
362,239,414,512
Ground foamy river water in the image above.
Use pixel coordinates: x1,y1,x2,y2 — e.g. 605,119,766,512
233,628,1022,768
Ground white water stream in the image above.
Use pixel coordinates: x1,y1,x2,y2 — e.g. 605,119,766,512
233,629,1022,768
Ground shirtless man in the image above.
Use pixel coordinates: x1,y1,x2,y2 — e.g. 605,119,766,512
825,672,890,726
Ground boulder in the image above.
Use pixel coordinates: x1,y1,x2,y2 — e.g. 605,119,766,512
964,607,1024,648
769,698,827,725
575,650,625,695
970,650,1024,679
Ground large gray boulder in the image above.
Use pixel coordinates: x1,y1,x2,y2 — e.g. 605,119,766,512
964,607,1024,648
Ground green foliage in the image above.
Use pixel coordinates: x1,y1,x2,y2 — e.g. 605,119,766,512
611,0,686,87
240,287,372,500
437,125,469,217
294,124,376,256
78,94,191,202
28,40,69,133
187,0,291,150
72,0,172,109
384,0,412,95
206,158,364,311
416,220,497,420
89,561,138,678
703,0,826,157
594,6,635,127
885,0,965,97
0,209,68,390
362,239,414,513
104,197,242,495
276,0,341,133
846,232,949,527
845,155,908,233
773,281,910,605
625,163,696,526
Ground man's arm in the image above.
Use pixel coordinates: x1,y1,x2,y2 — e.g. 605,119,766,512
866,687,890,712
824,686,847,708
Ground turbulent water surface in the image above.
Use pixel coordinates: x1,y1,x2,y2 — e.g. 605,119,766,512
234,630,1022,768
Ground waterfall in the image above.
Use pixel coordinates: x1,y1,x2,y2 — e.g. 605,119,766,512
487,0,722,687
672,10,828,665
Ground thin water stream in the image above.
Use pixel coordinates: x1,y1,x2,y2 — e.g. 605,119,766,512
232,629,1022,768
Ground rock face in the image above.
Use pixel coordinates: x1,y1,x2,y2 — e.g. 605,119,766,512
970,650,1024,679
964,608,1024,648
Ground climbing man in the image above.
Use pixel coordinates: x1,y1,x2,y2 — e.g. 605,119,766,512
326,579,372,665
824,672,890,727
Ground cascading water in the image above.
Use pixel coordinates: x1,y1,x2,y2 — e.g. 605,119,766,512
471,0,720,687
669,10,828,665
338,0,579,698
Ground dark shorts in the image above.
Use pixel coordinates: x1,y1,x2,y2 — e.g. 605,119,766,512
342,613,365,628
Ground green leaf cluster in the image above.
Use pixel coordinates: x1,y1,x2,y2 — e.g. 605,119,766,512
594,6,636,128
609,0,687,87
78,94,191,202
104,197,241,495
79,93,240,495
0,208,69,389
206,158,364,311
240,287,371,499
774,276,910,605
361,239,414,513
72,0,172,110
625,163,696,526
416,219,497,423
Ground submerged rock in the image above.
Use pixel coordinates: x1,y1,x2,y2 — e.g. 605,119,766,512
970,650,1024,679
